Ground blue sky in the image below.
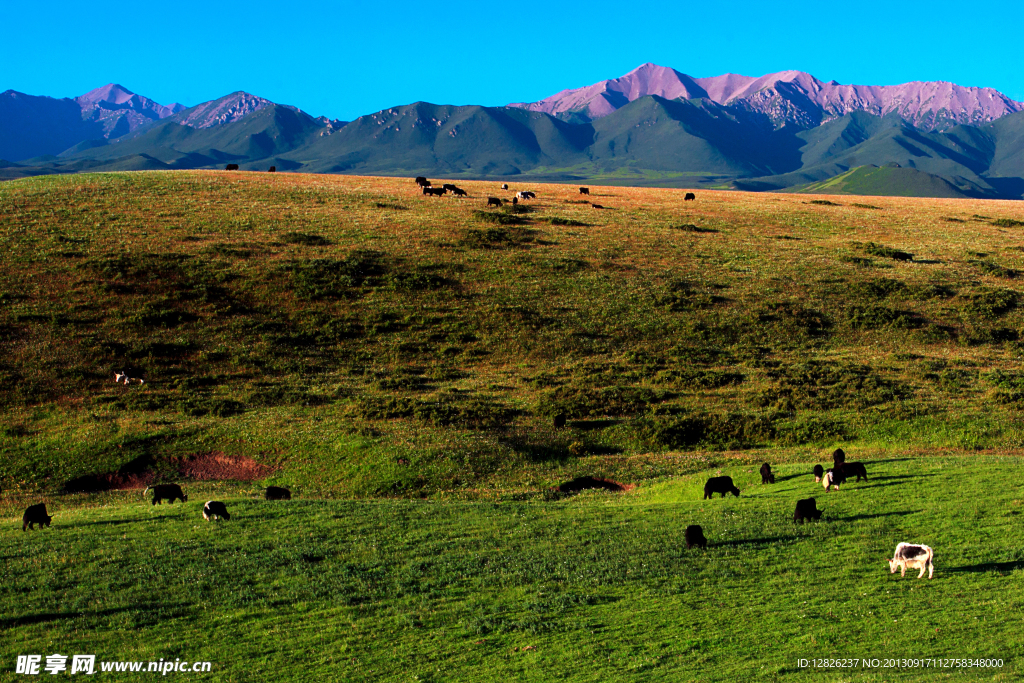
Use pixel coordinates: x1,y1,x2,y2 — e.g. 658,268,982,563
5,1,1022,121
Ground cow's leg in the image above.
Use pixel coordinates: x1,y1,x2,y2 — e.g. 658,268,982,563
901,565,906,577
918,565,926,578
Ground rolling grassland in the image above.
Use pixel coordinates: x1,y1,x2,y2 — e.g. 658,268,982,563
2,171,1024,680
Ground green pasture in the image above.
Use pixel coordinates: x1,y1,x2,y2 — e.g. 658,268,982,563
3,455,1022,681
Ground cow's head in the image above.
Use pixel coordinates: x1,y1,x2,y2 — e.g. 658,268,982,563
731,487,741,497
182,494,188,503
887,558,900,573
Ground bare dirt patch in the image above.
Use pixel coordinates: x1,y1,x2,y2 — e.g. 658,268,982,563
63,451,275,493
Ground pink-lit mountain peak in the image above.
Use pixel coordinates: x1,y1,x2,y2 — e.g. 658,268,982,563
510,64,1023,130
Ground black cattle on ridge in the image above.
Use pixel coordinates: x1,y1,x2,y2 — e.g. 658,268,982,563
579,187,590,195
684,192,696,201
265,486,292,501
225,164,239,171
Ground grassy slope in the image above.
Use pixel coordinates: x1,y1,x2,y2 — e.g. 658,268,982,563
2,456,1022,681
790,166,973,199
4,173,1024,680
4,172,1024,501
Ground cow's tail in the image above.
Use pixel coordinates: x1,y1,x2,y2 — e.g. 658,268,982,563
927,547,935,572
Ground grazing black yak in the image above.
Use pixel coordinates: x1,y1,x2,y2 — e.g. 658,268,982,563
813,464,825,482
760,463,775,484
22,503,52,531
685,524,707,549
146,484,187,506
793,498,822,523
265,486,292,501
703,476,740,499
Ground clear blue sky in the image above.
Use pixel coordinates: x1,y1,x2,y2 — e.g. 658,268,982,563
5,1,1023,121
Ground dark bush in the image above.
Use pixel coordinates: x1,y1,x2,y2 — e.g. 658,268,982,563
863,242,913,261
636,410,775,450
963,288,1017,318
471,211,527,226
671,224,718,233
461,226,534,248
288,250,386,299
538,385,661,418
756,361,910,412
847,305,924,329
655,368,744,389
282,232,331,246
659,279,728,311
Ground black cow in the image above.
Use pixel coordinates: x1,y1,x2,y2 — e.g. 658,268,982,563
579,187,590,195
703,476,740,499
553,413,566,429
225,164,239,171
832,448,846,465
685,524,707,549
423,186,446,196
684,192,696,201
512,196,518,205
591,203,604,209
837,461,868,482
22,503,52,531
146,484,187,506
202,501,230,521
450,187,467,197
415,177,430,187
487,197,502,207
793,498,822,523
442,184,458,191
268,166,276,173
760,462,775,484
265,486,292,501
813,464,825,483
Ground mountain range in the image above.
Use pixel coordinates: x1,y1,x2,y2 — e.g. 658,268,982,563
2,65,1023,199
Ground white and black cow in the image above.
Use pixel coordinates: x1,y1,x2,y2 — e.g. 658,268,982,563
203,501,231,521
888,542,934,579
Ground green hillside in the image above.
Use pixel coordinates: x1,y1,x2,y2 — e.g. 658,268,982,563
789,165,976,198
4,172,1024,501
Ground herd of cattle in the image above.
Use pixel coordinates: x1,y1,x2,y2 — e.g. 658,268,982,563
20,484,293,530
19,448,932,578
412,177,690,209
690,448,935,579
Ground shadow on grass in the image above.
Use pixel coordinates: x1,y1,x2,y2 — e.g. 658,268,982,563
0,604,191,629
773,473,811,483
855,473,936,489
712,535,799,548
834,510,920,522
568,419,623,431
945,561,1024,574
65,518,150,528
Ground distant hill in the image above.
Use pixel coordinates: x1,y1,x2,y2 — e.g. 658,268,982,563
4,66,1024,199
